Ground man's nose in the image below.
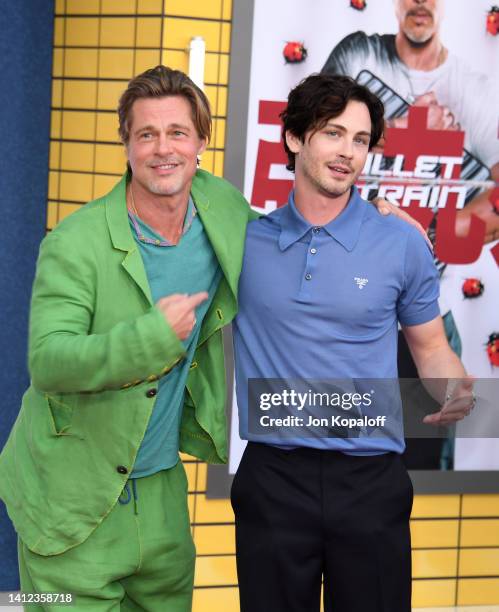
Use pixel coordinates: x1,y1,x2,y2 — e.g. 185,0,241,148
338,139,354,159
155,133,174,155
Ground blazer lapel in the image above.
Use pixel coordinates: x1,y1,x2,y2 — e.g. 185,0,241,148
103,171,248,308
191,176,247,303
104,174,153,306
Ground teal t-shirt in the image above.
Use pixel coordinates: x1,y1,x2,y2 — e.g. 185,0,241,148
130,197,222,477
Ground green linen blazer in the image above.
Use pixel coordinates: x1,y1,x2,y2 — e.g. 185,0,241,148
0,169,256,556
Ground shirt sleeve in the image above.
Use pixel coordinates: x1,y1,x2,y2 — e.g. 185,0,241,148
464,74,499,169
29,229,186,394
397,228,440,326
321,31,370,78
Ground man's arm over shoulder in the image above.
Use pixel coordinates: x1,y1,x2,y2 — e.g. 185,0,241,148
29,227,185,394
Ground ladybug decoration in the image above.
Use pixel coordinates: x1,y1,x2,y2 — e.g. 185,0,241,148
283,41,308,64
486,333,499,367
492,187,499,215
350,0,367,10
462,278,485,299
486,6,499,35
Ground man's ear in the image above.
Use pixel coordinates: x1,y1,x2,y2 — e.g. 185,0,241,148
197,137,208,156
285,130,302,154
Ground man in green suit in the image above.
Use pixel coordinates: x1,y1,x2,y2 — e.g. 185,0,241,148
0,65,255,611
0,66,421,610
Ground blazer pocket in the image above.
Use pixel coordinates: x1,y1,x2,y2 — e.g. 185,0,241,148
46,394,74,435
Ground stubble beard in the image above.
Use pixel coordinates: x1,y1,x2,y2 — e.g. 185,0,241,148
404,29,434,46
304,163,355,199
143,178,179,196
402,11,436,46
138,166,186,197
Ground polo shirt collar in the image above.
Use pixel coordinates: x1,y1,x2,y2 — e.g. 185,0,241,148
278,190,312,251
278,186,365,252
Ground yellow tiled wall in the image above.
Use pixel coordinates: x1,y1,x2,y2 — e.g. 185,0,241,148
410,495,499,606
48,1,499,609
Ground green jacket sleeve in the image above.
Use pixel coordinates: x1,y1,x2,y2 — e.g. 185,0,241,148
28,230,186,394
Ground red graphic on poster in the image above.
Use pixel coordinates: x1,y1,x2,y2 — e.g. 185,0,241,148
382,107,485,264
251,100,290,208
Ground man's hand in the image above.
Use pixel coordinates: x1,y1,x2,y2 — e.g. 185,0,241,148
371,198,432,248
413,92,459,130
423,376,476,426
388,92,459,131
156,292,208,340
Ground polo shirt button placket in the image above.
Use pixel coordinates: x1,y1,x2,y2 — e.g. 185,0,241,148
305,228,322,283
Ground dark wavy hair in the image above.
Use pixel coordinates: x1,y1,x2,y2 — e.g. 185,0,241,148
280,73,385,172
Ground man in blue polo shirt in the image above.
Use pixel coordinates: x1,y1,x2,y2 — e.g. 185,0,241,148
231,74,475,612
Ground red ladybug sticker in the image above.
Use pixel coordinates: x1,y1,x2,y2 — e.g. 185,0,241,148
283,42,308,64
486,6,499,35
351,0,367,11
486,333,499,367
462,278,485,299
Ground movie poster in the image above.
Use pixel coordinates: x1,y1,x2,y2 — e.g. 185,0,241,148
229,0,499,473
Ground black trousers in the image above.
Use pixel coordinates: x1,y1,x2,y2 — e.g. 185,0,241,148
231,443,413,612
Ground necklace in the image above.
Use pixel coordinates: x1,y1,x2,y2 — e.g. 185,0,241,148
400,43,448,104
128,183,140,217
127,184,196,245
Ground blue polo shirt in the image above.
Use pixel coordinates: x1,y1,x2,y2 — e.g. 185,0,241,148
233,187,440,454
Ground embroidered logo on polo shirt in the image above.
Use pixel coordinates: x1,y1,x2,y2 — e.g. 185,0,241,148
354,277,369,289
